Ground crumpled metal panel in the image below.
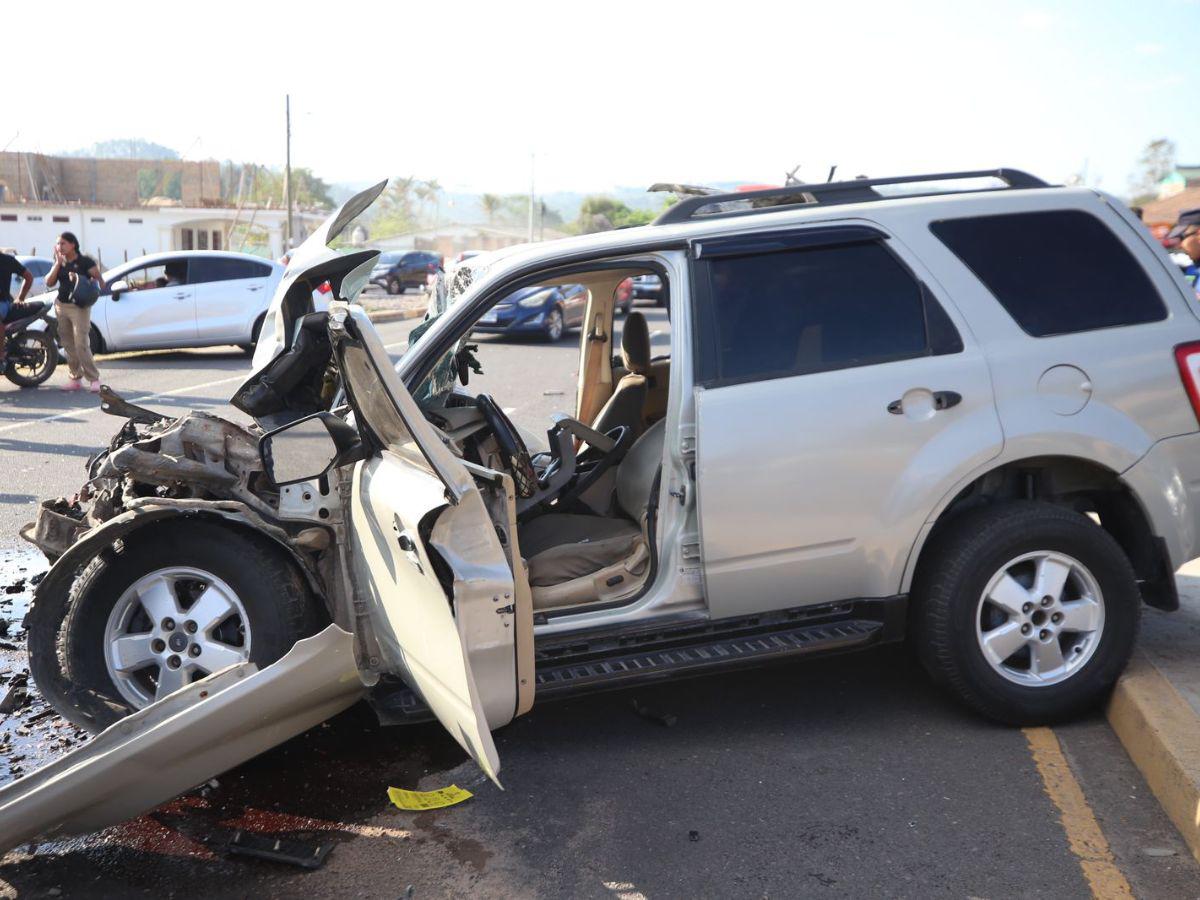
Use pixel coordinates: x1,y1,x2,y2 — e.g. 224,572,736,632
0,625,363,853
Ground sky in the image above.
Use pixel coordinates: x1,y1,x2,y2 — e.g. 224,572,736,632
7,0,1199,198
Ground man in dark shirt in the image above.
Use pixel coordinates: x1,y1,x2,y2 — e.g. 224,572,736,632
1168,208,1200,300
0,251,33,322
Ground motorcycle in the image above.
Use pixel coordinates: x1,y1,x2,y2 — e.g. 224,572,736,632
3,301,58,387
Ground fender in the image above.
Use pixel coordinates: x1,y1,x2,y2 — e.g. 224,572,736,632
25,500,328,732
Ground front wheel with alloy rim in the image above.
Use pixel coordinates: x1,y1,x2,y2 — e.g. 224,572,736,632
59,520,328,731
543,306,564,341
912,500,1139,725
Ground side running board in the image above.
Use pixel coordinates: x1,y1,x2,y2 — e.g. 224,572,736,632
534,619,883,698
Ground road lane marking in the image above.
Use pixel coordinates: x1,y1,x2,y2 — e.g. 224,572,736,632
0,338,411,436
1024,727,1134,899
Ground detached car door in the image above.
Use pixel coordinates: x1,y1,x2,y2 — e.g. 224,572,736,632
192,255,275,344
332,305,528,784
691,226,1003,619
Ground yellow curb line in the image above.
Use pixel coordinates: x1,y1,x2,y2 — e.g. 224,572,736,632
1107,651,1200,866
1024,727,1135,899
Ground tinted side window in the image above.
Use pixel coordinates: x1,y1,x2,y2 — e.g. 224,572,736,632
697,241,931,385
190,257,271,284
931,210,1166,337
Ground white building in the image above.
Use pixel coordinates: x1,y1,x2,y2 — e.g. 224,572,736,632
0,203,325,267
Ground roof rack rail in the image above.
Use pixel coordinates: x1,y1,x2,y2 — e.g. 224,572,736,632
651,168,1051,226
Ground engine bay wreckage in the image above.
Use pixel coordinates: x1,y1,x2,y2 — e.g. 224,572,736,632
1,180,536,852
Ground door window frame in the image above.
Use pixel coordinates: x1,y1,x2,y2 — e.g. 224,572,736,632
689,224,962,390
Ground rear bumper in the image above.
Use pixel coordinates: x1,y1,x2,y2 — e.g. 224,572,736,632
1122,430,1200,573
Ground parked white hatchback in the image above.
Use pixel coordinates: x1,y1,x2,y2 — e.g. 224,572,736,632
34,250,285,354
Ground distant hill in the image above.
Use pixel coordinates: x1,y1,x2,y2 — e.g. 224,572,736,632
60,139,180,160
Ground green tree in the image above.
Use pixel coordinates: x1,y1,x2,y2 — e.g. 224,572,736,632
1129,138,1177,204
243,166,334,209
480,193,502,224
368,176,418,238
570,195,657,233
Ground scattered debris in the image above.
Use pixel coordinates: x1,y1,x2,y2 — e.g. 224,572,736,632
630,697,677,727
1143,847,1178,857
226,830,335,869
688,830,700,842
0,621,7,638
387,785,473,811
0,686,29,715
542,390,565,396
3,582,24,595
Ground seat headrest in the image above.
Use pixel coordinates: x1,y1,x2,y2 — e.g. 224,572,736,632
621,311,651,375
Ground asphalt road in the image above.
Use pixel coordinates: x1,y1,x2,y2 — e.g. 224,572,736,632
1,303,1197,898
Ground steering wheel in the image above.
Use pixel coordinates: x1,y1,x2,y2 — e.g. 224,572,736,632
474,394,538,498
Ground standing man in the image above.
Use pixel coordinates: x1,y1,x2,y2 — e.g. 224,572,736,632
0,250,33,321
1168,209,1200,300
44,231,104,392
0,250,34,369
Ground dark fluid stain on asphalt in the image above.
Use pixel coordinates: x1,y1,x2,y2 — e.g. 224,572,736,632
0,546,86,787
0,544,468,898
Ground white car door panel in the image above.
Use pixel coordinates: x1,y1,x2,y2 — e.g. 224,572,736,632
104,284,196,349
696,352,1002,618
192,258,274,343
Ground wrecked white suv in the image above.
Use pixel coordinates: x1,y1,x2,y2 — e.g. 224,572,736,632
7,171,1200,848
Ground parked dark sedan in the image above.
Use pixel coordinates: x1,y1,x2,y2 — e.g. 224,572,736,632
369,250,442,294
471,283,587,341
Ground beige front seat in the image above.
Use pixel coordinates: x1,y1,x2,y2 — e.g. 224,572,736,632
591,311,651,438
519,420,666,606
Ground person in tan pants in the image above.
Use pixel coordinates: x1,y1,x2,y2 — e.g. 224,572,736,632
44,232,104,392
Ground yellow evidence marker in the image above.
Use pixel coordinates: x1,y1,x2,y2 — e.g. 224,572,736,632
387,785,474,811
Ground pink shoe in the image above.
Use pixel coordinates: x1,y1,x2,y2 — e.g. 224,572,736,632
88,380,102,393
61,378,82,392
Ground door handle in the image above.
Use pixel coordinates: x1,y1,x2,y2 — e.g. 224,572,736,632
887,390,962,415
172,292,188,300
248,285,263,291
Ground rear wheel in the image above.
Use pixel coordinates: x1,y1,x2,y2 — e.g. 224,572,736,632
912,501,1139,724
60,520,327,731
89,324,105,355
387,276,402,295
4,331,58,386
239,313,266,355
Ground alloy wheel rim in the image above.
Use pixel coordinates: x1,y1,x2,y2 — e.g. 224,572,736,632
103,566,252,707
974,550,1105,687
547,310,563,339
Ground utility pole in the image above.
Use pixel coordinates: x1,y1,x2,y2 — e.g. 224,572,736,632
528,152,535,242
284,94,294,252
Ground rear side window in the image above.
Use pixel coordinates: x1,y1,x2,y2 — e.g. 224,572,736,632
695,238,949,386
190,257,272,283
931,210,1166,337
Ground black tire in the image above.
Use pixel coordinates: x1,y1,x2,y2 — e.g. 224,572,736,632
543,306,565,342
387,277,402,295
89,324,105,355
4,330,58,386
240,313,266,355
912,500,1140,725
59,520,328,731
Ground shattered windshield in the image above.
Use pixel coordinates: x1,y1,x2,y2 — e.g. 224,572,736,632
407,257,489,406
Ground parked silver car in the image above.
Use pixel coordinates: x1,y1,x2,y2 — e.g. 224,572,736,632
7,170,1200,848
29,250,285,354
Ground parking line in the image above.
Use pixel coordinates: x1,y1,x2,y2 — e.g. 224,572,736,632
1024,727,1134,899
0,338,411,436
